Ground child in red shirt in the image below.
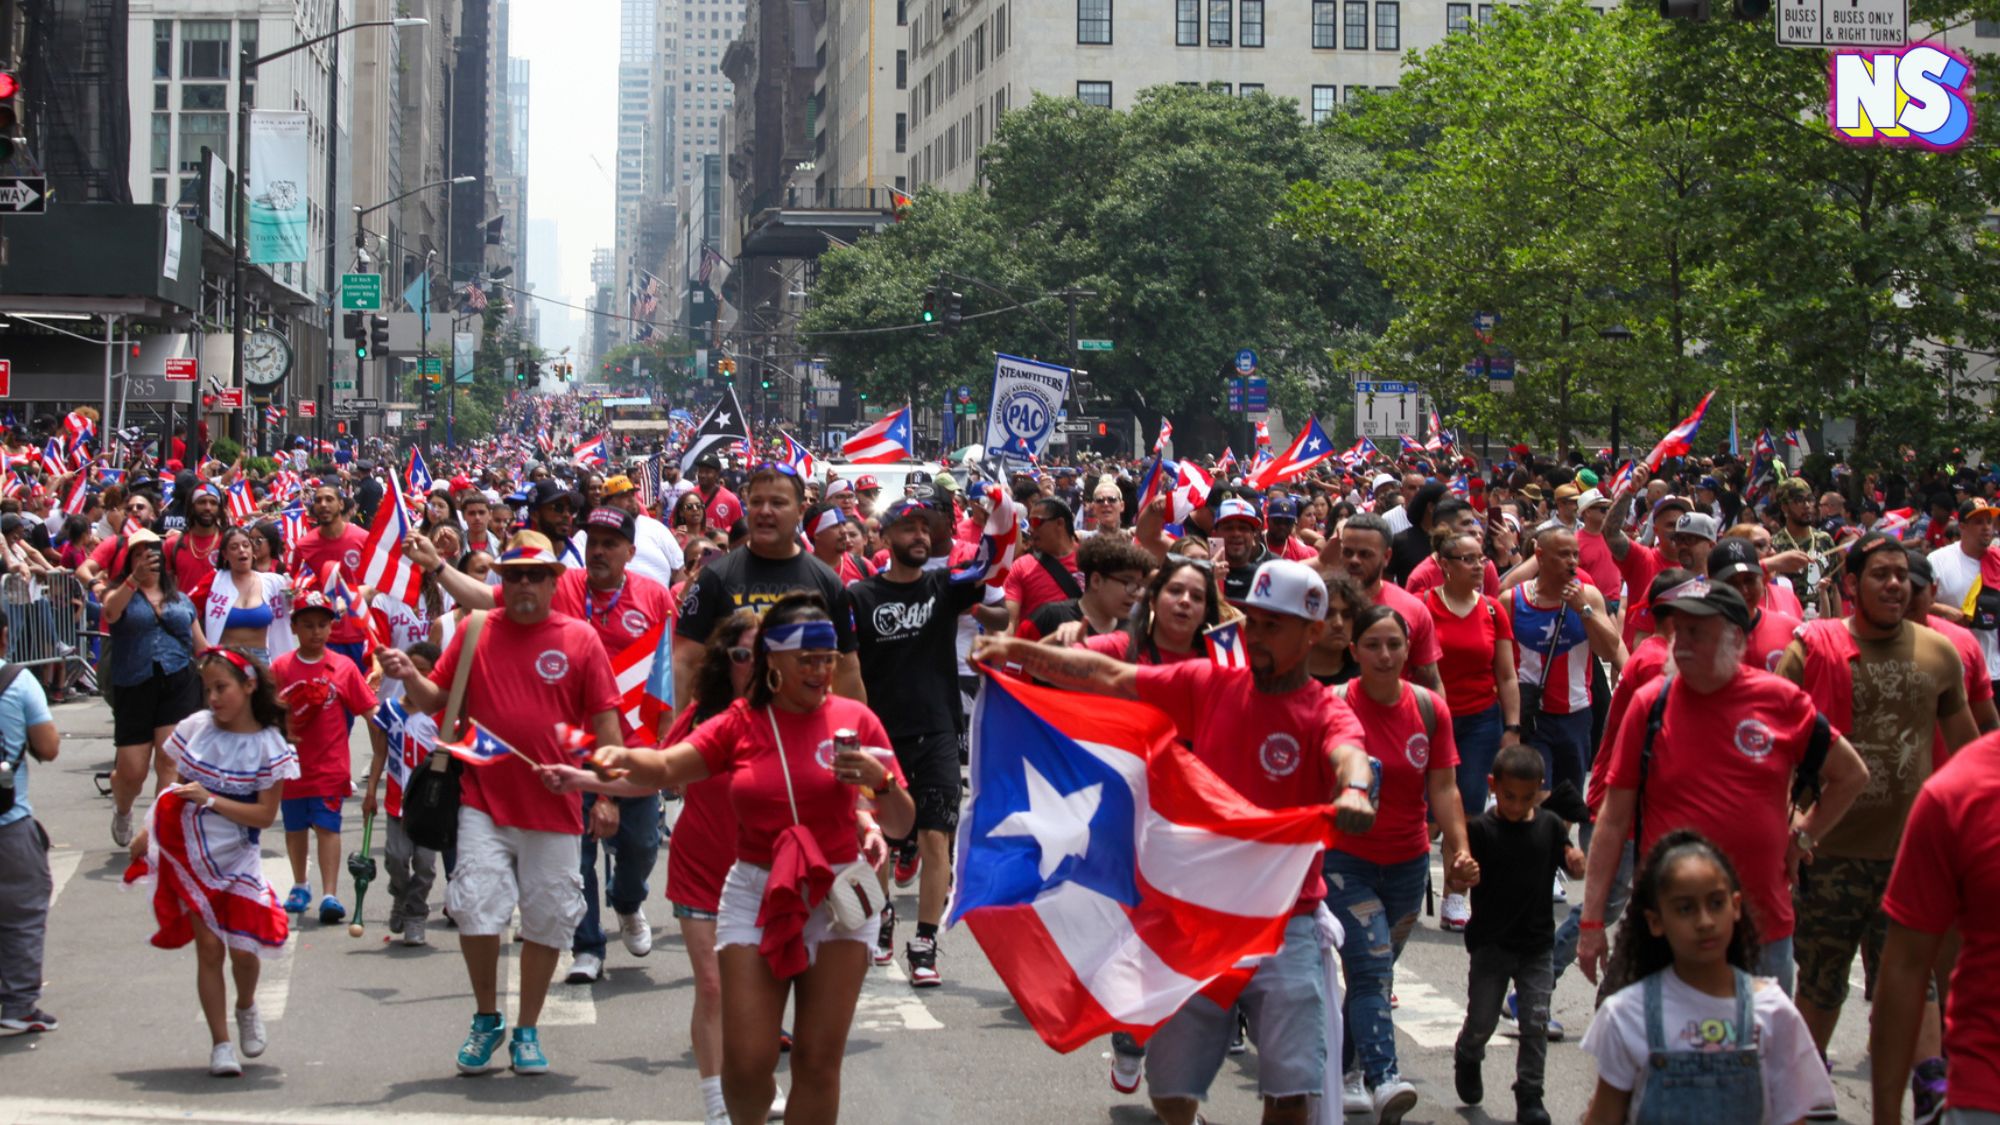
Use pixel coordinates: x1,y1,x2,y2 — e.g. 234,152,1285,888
271,592,379,924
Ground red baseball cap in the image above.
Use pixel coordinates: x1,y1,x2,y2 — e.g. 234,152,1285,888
855,475,881,492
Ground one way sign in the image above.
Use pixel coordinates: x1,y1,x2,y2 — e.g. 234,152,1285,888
0,177,46,214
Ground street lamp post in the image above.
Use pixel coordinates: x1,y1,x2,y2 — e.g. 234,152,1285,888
1599,323,1634,460
231,16,426,447
346,176,471,446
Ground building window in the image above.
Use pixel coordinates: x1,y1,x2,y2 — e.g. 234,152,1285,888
1240,0,1264,45
1376,2,1399,48
179,112,227,174
1077,80,1112,107
154,22,172,79
1312,0,1338,47
896,49,906,88
895,112,907,152
898,0,907,24
151,113,171,173
1345,84,1366,104
995,4,1007,55
1311,84,1337,122
1078,0,1111,43
946,124,957,170
974,25,986,70
1478,4,1495,22
1177,0,1200,44
1345,1,1367,48
1208,80,1232,93
1209,0,1232,43
895,174,907,190
181,19,231,79
1447,2,1470,31
1239,82,1263,95
182,84,227,110
153,85,168,110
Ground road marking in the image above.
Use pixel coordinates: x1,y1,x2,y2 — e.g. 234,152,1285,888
496,920,598,1027
1387,971,1467,1050
46,848,82,911
854,960,944,1031
0,1096,699,1125
259,857,300,1022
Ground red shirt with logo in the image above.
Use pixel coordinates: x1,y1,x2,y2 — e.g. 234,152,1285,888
1882,733,2000,1114
1136,661,1365,911
1601,668,1819,940
426,611,621,834
1745,608,1804,674
1335,683,1458,866
272,650,378,800
1425,589,1513,717
164,528,224,592
294,524,373,645
551,569,675,743
698,485,743,532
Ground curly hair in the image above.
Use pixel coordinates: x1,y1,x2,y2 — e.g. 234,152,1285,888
690,608,761,723
1600,828,1761,998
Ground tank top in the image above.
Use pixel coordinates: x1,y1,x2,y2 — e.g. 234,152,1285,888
1511,585,1592,715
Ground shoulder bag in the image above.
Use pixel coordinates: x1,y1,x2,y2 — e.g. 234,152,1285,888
400,610,486,852
1514,588,1567,740
765,706,881,931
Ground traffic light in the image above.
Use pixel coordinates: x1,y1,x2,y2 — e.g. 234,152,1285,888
344,311,366,359
941,289,964,334
367,314,389,357
0,71,20,162
920,288,937,324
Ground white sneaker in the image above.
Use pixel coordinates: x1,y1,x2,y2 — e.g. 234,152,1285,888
1343,1069,1370,1114
565,952,603,984
234,1005,266,1058
402,920,427,947
769,1086,787,1119
1372,1075,1419,1124
1552,873,1569,902
111,807,133,848
1110,1050,1143,1094
1440,892,1471,932
208,1042,243,1077
619,910,653,957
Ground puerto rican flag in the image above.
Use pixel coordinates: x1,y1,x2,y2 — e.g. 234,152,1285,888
778,430,821,482
1640,389,1716,474
1203,621,1248,669
279,507,308,571
440,720,519,767
950,481,1020,588
1424,410,1454,453
404,447,433,495
573,435,609,468
1253,419,1271,447
61,471,88,515
1340,436,1381,469
1876,507,1916,539
1216,447,1238,474
1171,460,1213,524
224,479,258,524
1251,415,1336,490
536,428,555,457
611,619,675,742
951,672,1342,1053
264,404,285,429
1397,434,1424,456
358,475,423,607
63,411,93,457
1153,417,1173,454
38,438,65,477
841,404,916,464
1137,457,1176,515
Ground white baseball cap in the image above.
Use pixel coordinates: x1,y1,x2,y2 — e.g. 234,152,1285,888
1214,497,1264,528
1578,488,1611,510
1242,559,1328,622
1369,473,1399,492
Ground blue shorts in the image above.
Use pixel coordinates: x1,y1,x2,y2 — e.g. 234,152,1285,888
1144,914,1327,1101
281,795,343,833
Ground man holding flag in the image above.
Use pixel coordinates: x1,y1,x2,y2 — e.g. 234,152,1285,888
377,530,625,1078
972,558,1377,1125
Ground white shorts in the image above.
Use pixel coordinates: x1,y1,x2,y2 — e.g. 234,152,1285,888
444,805,585,949
715,860,876,964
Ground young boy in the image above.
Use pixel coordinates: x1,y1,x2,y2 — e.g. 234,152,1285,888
1453,743,1585,1125
271,591,379,924
360,641,441,947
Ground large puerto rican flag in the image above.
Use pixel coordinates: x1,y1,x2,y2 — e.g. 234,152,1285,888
950,671,1341,1053
358,472,423,607
1250,415,1336,490
1640,389,1716,474
841,404,915,464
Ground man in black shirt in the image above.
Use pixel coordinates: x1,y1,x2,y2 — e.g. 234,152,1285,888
848,499,1004,987
673,465,862,704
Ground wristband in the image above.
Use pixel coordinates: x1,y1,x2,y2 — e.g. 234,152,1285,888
1578,920,1605,932
203,796,216,811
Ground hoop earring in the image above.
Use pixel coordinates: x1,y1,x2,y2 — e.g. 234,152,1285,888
766,667,783,694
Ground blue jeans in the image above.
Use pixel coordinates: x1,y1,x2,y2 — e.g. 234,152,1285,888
1452,704,1504,817
1525,708,1591,795
572,792,662,958
1758,934,1795,998
1324,850,1428,1086
1553,821,1632,986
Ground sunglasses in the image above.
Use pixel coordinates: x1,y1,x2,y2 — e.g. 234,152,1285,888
754,461,801,477
1441,552,1483,564
728,646,754,665
501,567,556,584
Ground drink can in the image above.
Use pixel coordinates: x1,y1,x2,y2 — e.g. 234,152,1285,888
833,728,860,756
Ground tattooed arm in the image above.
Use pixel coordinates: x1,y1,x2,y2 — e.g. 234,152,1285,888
971,634,1140,700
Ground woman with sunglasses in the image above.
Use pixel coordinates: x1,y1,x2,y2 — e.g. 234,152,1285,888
594,593,912,1125
672,492,710,550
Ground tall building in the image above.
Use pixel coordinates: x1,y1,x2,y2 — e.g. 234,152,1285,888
902,0,1465,191
391,0,456,288
611,0,656,344
670,0,742,190
493,55,530,303
816,0,905,193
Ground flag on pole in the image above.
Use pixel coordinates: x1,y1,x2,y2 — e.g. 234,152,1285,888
1640,390,1716,474
1397,434,1424,456
63,412,94,458
440,721,520,767
1203,621,1248,669
61,472,88,515
949,482,1020,588
1251,416,1337,490
404,447,433,495
679,385,754,472
636,453,662,512
224,479,258,524
1253,420,1271,447
1136,457,1176,515
611,619,675,739
950,672,1343,1053
778,430,821,482
37,438,64,477
572,435,609,468
1171,460,1213,524
842,404,916,464
1340,437,1381,469
1216,447,1238,473
358,476,423,607
1153,418,1173,454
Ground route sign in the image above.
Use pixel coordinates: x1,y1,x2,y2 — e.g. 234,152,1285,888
1776,0,1905,47
1234,348,1258,375
1057,419,1098,434
340,273,383,311
0,178,46,214
164,358,198,381
345,397,382,410
1077,339,1114,352
417,357,443,375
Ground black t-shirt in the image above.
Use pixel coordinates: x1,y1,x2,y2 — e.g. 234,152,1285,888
1464,807,1571,954
848,569,983,739
678,545,857,653
1389,526,1431,587
1022,598,1118,644
1221,544,1274,604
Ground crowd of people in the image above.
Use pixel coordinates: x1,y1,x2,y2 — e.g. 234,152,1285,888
2,393,1999,1125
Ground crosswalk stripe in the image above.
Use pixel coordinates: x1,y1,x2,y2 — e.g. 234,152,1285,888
855,960,944,1031
46,848,82,911
0,1096,699,1125
258,857,300,1021
495,921,599,1027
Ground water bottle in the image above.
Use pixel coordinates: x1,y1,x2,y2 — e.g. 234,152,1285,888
0,759,13,791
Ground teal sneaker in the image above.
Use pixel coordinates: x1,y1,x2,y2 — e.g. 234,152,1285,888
509,1027,549,1075
456,1013,506,1075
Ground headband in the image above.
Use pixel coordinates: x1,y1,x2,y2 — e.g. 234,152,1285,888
762,620,838,652
807,507,849,543
213,648,258,684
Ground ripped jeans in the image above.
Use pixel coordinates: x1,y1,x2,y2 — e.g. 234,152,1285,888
1322,849,1428,1087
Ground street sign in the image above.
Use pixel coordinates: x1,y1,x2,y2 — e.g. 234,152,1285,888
415,419,429,431
0,178,46,214
1777,0,1905,46
1227,377,1244,412
417,357,443,375
1353,381,1428,439
340,273,383,311
164,357,198,381
1077,339,1114,352
1057,420,1097,434
0,360,11,397
297,400,316,418
384,401,419,410
331,379,355,391
345,397,382,410
1247,377,1268,411
1234,348,1258,375
218,387,244,411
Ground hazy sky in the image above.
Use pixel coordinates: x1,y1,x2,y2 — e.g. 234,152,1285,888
511,0,618,331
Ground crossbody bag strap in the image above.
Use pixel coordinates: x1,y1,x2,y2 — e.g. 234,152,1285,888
766,706,802,826
0,664,28,766
440,610,487,746
1635,680,1670,851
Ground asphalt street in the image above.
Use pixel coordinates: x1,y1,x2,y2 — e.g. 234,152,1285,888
4,696,1884,1124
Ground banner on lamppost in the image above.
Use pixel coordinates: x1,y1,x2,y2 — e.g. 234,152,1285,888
247,111,311,264
453,331,475,384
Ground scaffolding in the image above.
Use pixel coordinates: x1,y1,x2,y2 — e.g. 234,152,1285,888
21,0,131,203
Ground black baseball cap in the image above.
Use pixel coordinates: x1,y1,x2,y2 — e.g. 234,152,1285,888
582,505,636,542
1906,548,1935,588
1706,538,1762,581
527,479,581,510
1655,581,1751,631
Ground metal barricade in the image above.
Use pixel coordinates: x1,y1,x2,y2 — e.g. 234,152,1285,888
2,572,90,682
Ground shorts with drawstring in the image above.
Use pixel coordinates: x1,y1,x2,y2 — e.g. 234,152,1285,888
443,805,584,948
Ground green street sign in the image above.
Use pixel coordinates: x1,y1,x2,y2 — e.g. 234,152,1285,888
340,273,383,311
417,357,443,375
1077,338,1114,352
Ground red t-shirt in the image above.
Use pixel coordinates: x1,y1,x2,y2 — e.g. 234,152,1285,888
1136,661,1365,911
1404,555,1501,599
1578,528,1623,606
164,528,223,592
1370,580,1444,672
1601,668,1819,940
294,524,373,645
1882,733,2000,1113
1424,589,1513,717
687,696,903,868
1930,613,1995,705
698,485,743,531
1272,535,1318,563
663,704,737,912
1744,608,1803,674
1590,635,1670,812
551,569,675,743
1081,631,1203,665
272,650,378,800
1004,551,1081,623
1766,580,1805,621
427,612,622,834
1336,683,1458,865
1616,541,1668,650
